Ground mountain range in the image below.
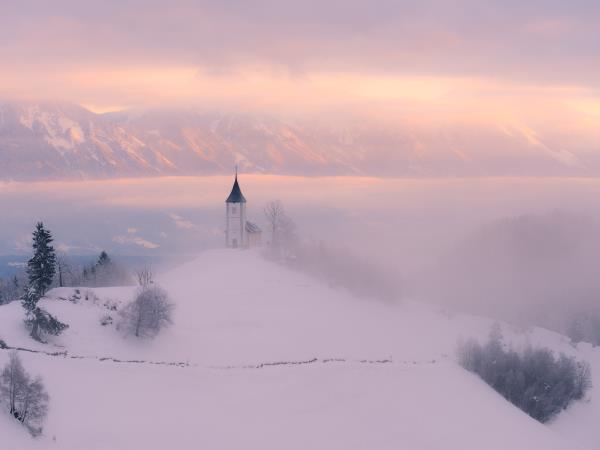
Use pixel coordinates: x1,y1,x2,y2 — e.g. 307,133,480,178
0,101,593,180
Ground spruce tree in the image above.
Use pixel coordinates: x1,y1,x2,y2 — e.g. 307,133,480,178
97,251,111,266
21,222,67,342
26,222,56,297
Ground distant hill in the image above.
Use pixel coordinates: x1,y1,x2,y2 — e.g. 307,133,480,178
0,101,591,180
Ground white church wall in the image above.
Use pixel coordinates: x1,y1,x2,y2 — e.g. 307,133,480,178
226,202,247,248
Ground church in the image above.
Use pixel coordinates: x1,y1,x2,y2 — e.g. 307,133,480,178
225,173,262,248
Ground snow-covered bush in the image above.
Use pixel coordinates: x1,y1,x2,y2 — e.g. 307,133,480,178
0,352,49,436
100,314,113,326
118,286,174,338
458,327,592,423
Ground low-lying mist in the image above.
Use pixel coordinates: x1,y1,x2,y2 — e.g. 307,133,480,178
3,175,600,344
413,211,600,344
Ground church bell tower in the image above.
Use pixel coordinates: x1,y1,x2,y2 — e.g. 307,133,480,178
225,171,247,248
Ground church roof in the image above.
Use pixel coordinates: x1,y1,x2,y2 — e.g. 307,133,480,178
225,175,247,203
245,221,261,233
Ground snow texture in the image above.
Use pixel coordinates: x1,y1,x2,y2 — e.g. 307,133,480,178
0,249,596,449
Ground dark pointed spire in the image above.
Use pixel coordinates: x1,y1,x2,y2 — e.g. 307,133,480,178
225,170,246,203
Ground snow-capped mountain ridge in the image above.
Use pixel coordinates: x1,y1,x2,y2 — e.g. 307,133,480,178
0,102,362,180
0,101,591,180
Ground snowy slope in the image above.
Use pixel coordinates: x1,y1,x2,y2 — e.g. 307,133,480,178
0,249,595,449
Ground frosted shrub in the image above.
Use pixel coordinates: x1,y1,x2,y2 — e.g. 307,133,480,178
458,327,592,423
118,286,174,338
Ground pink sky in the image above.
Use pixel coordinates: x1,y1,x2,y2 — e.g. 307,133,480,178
0,1,598,121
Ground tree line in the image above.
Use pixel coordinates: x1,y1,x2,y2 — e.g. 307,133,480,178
458,324,592,423
1,244,133,306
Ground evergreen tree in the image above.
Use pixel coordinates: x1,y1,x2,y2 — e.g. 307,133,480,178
26,223,56,297
21,223,67,342
21,286,39,316
24,307,68,341
97,251,111,266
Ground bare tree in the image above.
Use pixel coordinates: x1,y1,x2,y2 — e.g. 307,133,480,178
56,253,72,288
264,200,285,235
118,286,174,338
19,376,48,435
264,200,285,245
137,266,154,289
0,351,25,418
0,352,49,435
264,200,297,258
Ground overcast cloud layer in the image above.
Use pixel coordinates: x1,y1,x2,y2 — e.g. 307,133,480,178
1,1,599,111
1,0,599,80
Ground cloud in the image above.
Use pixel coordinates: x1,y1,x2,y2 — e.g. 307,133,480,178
113,235,160,249
169,213,196,230
0,1,599,111
13,234,32,252
113,226,159,248
8,262,26,268
55,242,73,253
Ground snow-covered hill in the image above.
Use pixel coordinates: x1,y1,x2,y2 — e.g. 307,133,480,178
0,249,597,449
0,101,591,180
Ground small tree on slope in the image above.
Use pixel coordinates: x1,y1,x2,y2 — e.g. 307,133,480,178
21,222,67,341
263,200,297,259
0,352,49,436
118,285,174,338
